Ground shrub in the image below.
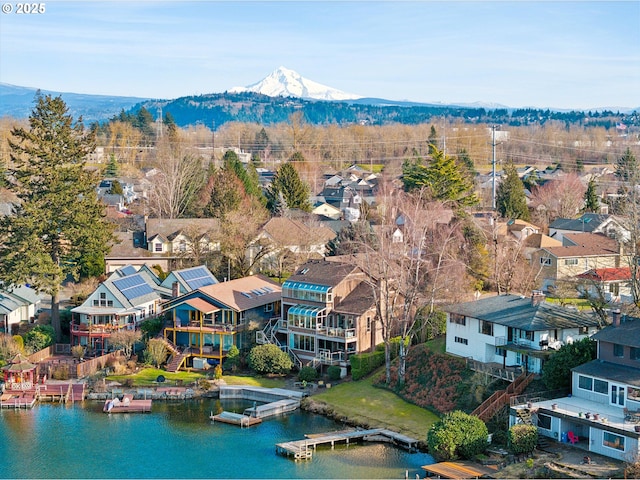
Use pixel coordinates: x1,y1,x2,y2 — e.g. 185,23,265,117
542,338,595,390
72,345,85,359
214,364,223,380
298,366,318,382
23,325,55,353
198,378,211,390
51,364,69,380
350,350,384,380
327,365,341,381
427,411,488,461
508,424,538,455
247,344,292,375
224,345,240,372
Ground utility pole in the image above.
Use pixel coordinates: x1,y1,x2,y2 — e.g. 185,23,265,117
491,125,498,211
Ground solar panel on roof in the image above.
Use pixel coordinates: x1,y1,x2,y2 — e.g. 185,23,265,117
113,274,155,301
187,277,215,289
119,265,137,277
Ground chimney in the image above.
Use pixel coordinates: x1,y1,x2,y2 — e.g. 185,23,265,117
172,281,179,298
612,309,621,327
531,290,545,307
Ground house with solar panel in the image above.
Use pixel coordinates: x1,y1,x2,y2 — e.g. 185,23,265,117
70,265,164,354
160,275,282,371
160,265,219,297
258,259,381,373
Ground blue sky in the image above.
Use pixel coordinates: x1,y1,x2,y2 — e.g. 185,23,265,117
1,1,638,110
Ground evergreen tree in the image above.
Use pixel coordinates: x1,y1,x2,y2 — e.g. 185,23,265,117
496,162,530,220
266,163,311,213
0,94,114,342
583,177,600,213
223,150,265,204
428,125,438,153
104,154,119,178
402,147,478,209
615,148,638,182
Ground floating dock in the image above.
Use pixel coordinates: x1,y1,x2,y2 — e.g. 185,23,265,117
0,392,37,409
243,399,300,419
211,410,262,427
276,428,420,460
104,394,152,413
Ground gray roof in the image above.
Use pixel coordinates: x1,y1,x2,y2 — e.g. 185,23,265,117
591,318,640,348
443,294,599,331
287,259,360,288
548,213,609,233
573,360,640,387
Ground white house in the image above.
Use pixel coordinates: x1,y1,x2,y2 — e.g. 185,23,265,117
444,293,601,374
510,313,640,461
0,285,42,334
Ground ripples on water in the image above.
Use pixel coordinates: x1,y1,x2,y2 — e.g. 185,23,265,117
0,400,433,479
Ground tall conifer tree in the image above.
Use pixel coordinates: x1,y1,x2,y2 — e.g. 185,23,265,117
0,94,114,341
496,162,530,220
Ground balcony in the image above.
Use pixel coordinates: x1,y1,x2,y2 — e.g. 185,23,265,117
513,396,640,436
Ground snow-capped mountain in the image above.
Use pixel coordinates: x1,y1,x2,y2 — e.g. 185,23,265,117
229,66,363,101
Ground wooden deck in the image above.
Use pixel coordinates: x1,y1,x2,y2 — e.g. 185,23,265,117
422,460,498,479
0,392,37,409
103,394,152,413
211,411,262,427
276,428,420,460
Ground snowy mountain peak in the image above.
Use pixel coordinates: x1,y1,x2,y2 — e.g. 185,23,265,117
229,66,363,101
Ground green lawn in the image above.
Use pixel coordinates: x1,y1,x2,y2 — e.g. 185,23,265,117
311,373,439,441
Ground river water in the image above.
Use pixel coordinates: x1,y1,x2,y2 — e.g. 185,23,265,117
0,399,434,479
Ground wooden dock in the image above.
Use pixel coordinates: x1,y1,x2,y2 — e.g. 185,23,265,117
0,392,37,409
211,411,262,427
103,394,152,413
276,428,420,460
243,399,300,419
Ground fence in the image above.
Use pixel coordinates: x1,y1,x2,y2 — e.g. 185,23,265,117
75,351,124,378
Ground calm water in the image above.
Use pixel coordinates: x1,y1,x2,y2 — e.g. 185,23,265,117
0,399,433,479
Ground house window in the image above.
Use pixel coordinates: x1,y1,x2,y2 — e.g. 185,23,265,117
292,334,314,352
578,375,593,391
613,344,624,357
631,347,640,360
366,316,371,332
603,432,625,451
564,258,579,266
594,379,608,394
154,243,163,252
540,257,552,266
479,320,494,336
454,336,468,345
264,303,273,313
450,313,466,325
179,240,187,252
609,283,620,295
537,413,552,430
495,347,506,357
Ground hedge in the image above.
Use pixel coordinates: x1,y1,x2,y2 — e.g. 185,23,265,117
350,349,385,380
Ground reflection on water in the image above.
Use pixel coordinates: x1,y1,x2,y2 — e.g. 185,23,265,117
0,399,434,479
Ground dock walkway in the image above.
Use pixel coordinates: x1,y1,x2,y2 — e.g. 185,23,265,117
276,428,419,460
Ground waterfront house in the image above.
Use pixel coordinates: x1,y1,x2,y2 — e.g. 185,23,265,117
510,312,640,461
70,265,163,354
444,292,601,374
264,259,381,373
0,285,42,335
161,275,282,370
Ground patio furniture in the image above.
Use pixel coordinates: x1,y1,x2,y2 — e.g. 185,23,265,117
567,431,578,445
624,408,640,423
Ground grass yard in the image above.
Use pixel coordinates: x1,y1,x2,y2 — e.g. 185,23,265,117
106,368,206,386
311,373,439,441
106,368,289,389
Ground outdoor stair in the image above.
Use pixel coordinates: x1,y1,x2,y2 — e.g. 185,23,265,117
472,372,535,422
166,351,188,373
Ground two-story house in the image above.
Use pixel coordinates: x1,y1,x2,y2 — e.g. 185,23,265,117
70,265,163,354
145,218,221,257
161,275,281,371
445,292,601,375
549,213,629,244
510,312,640,461
575,267,632,305
530,233,621,292
160,265,218,296
268,259,381,373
